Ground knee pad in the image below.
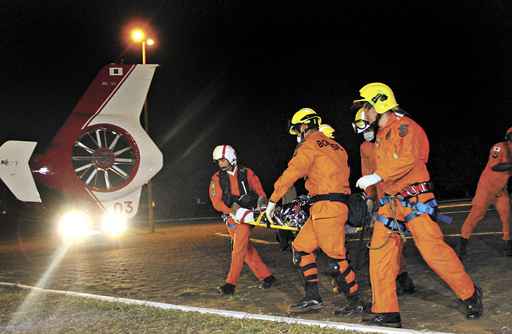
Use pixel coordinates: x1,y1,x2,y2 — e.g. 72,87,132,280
292,248,309,266
326,257,341,276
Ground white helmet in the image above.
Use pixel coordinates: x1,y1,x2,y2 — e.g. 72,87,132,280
212,144,237,165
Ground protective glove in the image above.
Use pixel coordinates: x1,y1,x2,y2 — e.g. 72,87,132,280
265,201,276,223
356,173,382,190
257,196,268,209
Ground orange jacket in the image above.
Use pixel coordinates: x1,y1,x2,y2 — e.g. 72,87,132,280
209,166,266,215
270,131,351,203
374,114,431,195
476,141,512,193
360,141,378,199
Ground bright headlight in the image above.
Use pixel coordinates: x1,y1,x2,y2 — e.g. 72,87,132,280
57,210,92,241
101,211,128,237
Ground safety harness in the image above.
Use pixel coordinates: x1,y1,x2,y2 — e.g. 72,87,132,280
218,166,258,208
375,181,453,234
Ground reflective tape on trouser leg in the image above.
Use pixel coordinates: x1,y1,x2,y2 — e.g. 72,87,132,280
300,261,319,283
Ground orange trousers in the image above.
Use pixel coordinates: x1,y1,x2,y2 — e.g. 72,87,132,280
292,202,359,296
461,188,510,241
371,217,408,275
225,222,272,285
370,196,475,313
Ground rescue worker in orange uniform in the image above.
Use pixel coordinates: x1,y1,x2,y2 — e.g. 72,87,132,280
209,144,276,295
353,83,482,328
352,108,415,296
319,123,358,237
265,108,363,315
459,127,512,257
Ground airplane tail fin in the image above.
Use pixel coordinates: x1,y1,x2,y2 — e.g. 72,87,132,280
0,141,42,202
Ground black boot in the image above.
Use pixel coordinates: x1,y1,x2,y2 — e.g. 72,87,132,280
504,240,512,257
396,272,415,295
458,237,469,259
288,282,323,314
259,275,277,289
462,285,483,319
217,283,235,295
362,312,402,328
334,293,365,316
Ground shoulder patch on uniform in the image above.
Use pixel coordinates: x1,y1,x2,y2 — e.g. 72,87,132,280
399,124,409,137
209,181,216,197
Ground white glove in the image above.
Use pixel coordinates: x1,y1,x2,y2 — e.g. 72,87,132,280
265,201,276,223
356,173,382,190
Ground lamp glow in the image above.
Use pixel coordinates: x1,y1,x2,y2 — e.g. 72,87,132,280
101,211,128,237
130,29,145,43
57,210,92,242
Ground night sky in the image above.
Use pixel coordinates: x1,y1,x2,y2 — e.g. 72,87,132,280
1,1,508,217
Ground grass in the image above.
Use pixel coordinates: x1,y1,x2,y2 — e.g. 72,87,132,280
0,287,377,334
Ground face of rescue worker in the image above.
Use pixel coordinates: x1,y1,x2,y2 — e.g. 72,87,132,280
294,124,309,143
217,158,232,171
364,106,378,124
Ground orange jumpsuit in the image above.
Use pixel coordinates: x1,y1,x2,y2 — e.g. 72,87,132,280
361,131,431,276
209,166,272,285
270,131,359,296
461,141,511,241
370,113,475,314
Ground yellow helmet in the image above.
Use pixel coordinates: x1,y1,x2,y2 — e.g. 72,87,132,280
354,82,398,114
319,124,335,139
289,107,322,135
352,108,371,134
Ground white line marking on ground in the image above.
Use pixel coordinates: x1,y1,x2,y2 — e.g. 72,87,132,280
150,198,507,224
0,282,453,334
441,209,495,214
214,231,503,244
438,203,472,209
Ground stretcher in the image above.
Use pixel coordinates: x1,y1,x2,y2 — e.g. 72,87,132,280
243,209,364,235
244,211,301,231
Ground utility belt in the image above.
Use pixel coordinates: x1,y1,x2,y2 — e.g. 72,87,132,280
398,181,433,199
375,182,452,232
309,193,350,204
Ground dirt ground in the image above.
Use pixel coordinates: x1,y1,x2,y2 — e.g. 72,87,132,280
0,204,511,334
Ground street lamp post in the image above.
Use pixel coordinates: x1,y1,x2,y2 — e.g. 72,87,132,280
131,29,156,233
